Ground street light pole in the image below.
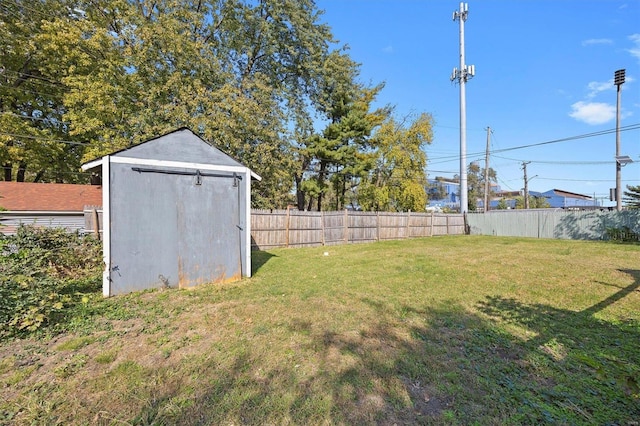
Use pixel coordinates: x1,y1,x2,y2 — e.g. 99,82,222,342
614,69,625,211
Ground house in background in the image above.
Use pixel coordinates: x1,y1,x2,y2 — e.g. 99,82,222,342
0,181,102,234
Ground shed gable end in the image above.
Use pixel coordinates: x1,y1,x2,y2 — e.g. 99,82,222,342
112,128,243,167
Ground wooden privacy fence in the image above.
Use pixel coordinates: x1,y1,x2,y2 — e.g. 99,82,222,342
250,209,465,250
5,208,464,249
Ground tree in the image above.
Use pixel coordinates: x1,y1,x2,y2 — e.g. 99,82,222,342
2,0,349,208
58,0,329,207
358,113,433,212
514,195,550,209
496,198,509,210
623,185,640,209
294,51,388,211
467,162,496,211
0,0,87,183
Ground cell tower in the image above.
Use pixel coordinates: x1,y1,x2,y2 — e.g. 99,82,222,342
451,2,475,214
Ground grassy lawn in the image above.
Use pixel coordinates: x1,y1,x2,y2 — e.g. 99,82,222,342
1,235,639,425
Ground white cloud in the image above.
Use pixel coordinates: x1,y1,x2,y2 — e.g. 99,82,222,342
382,45,394,54
627,33,640,61
586,80,613,98
582,38,613,46
569,101,615,125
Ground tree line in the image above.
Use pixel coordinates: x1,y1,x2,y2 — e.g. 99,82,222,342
1,0,436,211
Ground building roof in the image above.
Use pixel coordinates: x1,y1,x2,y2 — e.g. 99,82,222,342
81,127,262,181
542,189,593,200
0,182,102,211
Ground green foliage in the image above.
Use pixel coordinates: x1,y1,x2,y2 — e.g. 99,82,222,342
0,226,102,339
514,195,551,209
295,57,390,211
623,185,640,209
358,113,433,212
496,198,509,210
0,0,87,183
2,1,439,210
605,226,640,243
467,162,497,211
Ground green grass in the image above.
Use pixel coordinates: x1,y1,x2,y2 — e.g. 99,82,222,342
1,236,639,424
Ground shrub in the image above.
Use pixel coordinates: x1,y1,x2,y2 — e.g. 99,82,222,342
605,226,640,243
0,226,102,339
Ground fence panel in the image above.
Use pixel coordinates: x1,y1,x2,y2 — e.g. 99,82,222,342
288,210,324,248
323,211,347,246
251,209,288,249
348,211,378,244
467,209,640,241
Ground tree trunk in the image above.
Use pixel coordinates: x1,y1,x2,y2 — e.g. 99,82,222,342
3,164,12,181
317,161,327,211
294,173,306,210
16,163,26,182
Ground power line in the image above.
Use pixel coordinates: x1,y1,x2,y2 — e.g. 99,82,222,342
491,124,640,155
426,123,640,163
492,154,612,165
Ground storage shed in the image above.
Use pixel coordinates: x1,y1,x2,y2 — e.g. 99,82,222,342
81,128,261,297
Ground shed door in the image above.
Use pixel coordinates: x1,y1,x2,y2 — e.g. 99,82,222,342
177,174,242,287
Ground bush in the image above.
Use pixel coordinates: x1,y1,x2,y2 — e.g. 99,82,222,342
605,226,640,243
0,226,102,339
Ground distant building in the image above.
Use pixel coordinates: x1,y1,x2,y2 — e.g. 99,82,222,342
0,181,102,211
426,178,600,211
426,179,459,210
0,182,102,235
533,189,599,209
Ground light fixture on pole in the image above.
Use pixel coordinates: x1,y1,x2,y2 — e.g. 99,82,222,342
614,69,625,211
451,2,475,214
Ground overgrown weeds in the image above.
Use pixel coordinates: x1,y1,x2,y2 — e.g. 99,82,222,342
0,225,102,339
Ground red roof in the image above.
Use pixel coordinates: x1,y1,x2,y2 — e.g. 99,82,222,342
0,182,102,211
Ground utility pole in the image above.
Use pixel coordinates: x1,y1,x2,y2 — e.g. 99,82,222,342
484,126,491,212
614,69,625,211
522,161,531,209
451,3,475,214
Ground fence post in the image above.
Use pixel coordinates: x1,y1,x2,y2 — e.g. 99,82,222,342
430,211,434,237
285,206,291,248
406,210,411,238
321,211,326,246
377,211,380,242
344,209,349,244
92,208,100,240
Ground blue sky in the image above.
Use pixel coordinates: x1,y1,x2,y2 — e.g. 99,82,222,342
316,0,640,206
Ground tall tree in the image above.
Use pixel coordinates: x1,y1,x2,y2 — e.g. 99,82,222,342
0,0,86,182
358,113,433,212
294,51,388,211
2,0,347,208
